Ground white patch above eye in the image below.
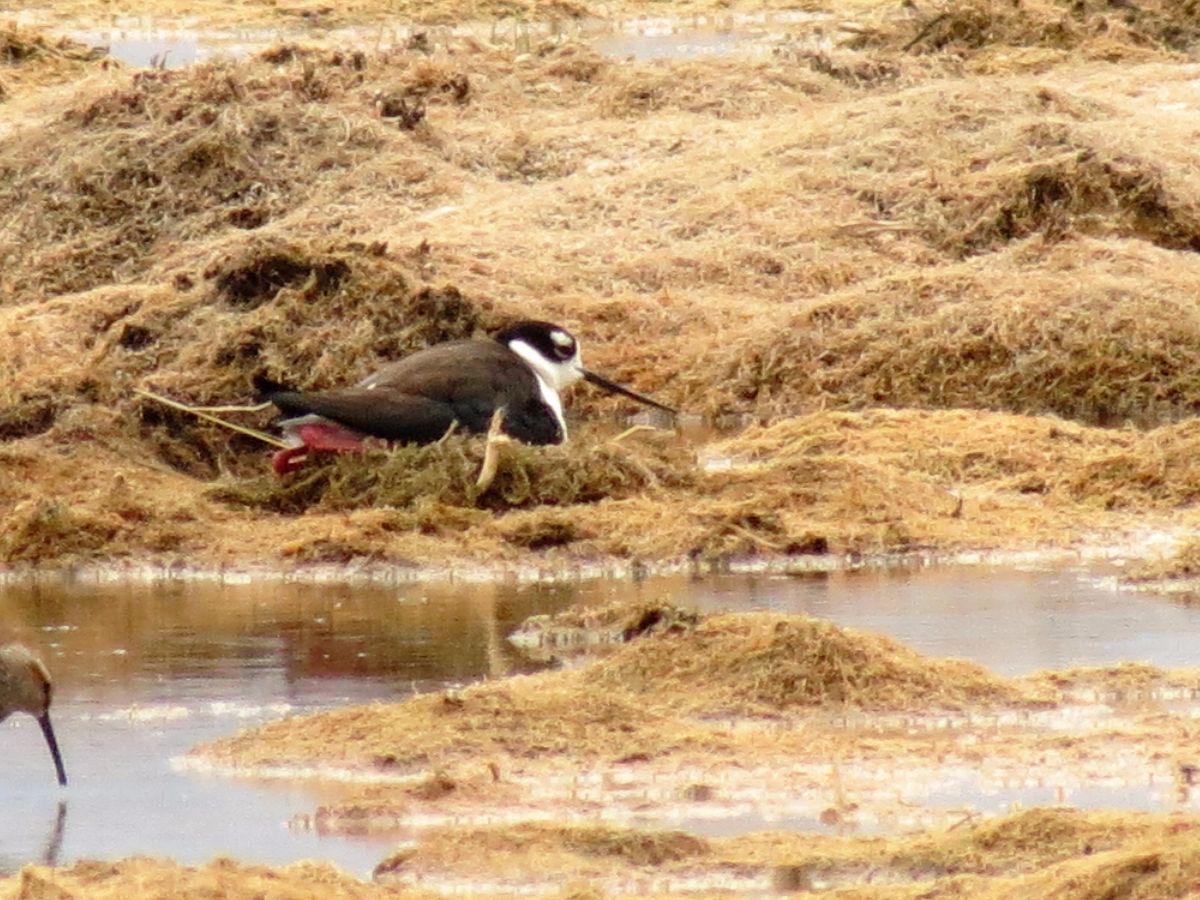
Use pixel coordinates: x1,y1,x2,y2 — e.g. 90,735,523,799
550,330,573,349
507,338,583,390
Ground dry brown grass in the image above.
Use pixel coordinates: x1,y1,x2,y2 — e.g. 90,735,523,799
1,857,420,900
0,53,391,305
12,4,1200,898
593,611,1046,714
195,609,1048,772
1027,661,1200,701
0,25,111,94
721,807,1200,895
508,597,701,661
208,428,694,514
720,241,1200,425
1119,537,1200,605
197,675,721,771
849,0,1200,61
369,809,1200,896
4,15,1200,569
9,808,1200,898
372,821,709,886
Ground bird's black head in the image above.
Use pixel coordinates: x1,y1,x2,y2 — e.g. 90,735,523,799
493,320,579,364
494,319,678,416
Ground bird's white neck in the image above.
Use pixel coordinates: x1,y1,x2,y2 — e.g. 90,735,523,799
507,338,582,439
506,339,583,391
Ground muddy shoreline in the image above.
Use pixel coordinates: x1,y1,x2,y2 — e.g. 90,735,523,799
0,535,1176,587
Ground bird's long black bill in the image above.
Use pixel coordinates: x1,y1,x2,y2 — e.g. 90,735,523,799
581,370,678,415
37,712,67,787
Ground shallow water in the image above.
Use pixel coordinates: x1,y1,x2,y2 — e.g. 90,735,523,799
0,579,577,877
40,10,827,69
2,561,1197,876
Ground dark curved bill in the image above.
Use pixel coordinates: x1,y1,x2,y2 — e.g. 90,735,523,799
581,369,678,415
38,712,67,787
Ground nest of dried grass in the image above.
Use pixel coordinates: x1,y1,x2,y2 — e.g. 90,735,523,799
208,430,694,514
41,232,482,477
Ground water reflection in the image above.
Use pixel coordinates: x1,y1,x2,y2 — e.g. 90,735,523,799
2,561,1200,875
1,580,581,700
0,579,581,877
44,10,831,70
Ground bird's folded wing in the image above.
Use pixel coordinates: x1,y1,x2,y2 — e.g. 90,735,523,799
271,387,460,444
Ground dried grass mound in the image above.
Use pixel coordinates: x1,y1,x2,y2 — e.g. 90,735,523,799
6,857,389,900
723,240,1200,426
0,51,385,304
1119,538,1200,605
1055,418,1200,508
196,674,714,772
119,235,482,403
375,821,708,885
1026,662,1200,703
0,25,107,69
208,430,694,514
919,120,1200,258
714,410,1200,514
857,0,1200,60
0,498,120,563
63,234,482,477
594,57,835,120
725,808,1200,892
1125,538,1200,584
593,612,1045,714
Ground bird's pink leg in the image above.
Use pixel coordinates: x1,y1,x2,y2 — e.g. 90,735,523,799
271,423,369,475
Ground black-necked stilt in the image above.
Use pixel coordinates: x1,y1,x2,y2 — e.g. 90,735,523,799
0,643,67,786
256,320,677,474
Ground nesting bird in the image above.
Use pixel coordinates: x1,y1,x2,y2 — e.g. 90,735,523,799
256,320,677,474
0,643,67,786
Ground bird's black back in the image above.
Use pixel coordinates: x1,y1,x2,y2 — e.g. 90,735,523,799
255,339,564,445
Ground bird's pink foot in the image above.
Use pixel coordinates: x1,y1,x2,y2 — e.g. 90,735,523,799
271,445,310,475
271,423,369,475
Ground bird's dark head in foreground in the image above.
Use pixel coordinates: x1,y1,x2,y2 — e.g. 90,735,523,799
0,643,67,787
494,320,678,415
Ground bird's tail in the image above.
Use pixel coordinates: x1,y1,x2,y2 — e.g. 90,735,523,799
251,373,296,400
